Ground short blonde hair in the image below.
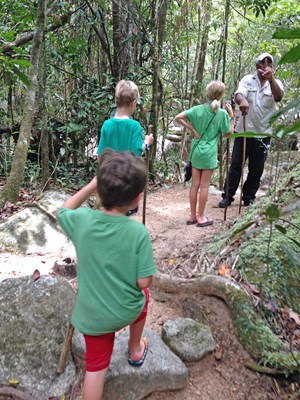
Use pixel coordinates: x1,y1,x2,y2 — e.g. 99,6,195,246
115,80,140,107
205,80,225,112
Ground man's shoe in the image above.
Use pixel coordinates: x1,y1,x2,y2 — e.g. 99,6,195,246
219,198,232,208
244,199,254,206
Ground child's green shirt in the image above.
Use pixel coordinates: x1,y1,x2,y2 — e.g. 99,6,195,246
96,118,144,156
57,208,156,335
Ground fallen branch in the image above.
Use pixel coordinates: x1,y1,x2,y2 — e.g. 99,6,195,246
0,386,41,400
24,202,57,223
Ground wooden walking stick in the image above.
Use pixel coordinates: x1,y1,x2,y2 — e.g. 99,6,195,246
224,137,230,221
57,322,74,374
238,115,247,214
142,126,152,226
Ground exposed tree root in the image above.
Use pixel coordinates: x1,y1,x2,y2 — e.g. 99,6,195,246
153,273,300,375
0,386,41,400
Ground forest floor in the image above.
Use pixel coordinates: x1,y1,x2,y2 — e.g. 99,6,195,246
1,181,298,400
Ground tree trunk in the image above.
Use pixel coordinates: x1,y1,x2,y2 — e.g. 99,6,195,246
180,1,203,160
196,0,213,86
112,0,129,80
37,38,50,190
149,0,168,168
0,0,46,208
218,0,230,190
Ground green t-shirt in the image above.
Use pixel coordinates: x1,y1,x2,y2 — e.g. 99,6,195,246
57,208,157,335
185,105,230,169
96,118,144,156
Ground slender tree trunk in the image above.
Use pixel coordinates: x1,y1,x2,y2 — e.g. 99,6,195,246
180,1,203,160
196,0,213,86
189,1,203,106
218,0,230,190
149,0,167,167
0,0,46,208
37,38,50,190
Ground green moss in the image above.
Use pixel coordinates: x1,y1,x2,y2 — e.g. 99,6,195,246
204,163,300,374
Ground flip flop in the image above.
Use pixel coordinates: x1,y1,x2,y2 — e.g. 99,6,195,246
128,338,148,367
196,217,213,227
186,219,197,225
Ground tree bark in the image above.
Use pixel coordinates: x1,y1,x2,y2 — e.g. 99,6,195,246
180,1,203,160
149,0,168,167
196,0,213,85
218,0,230,190
37,38,50,190
0,0,46,208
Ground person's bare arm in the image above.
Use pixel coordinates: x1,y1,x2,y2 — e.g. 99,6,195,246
224,102,235,137
235,93,249,116
175,112,200,139
258,66,283,102
143,133,154,151
61,177,97,210
136,276,153,289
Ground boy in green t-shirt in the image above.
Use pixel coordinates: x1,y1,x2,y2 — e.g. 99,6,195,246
57,150,157,400
96,79,153,215
96,79,153,157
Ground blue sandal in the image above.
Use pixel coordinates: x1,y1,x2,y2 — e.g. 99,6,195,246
128,338,148,367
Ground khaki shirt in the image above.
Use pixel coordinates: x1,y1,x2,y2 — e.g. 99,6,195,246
235,73,284,136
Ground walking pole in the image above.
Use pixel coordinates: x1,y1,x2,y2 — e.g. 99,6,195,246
142,126,152,226
238,115,247,214
224,137,230,221
57,322,75,374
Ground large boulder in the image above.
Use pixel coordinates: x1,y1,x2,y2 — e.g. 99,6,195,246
0,275,77,398
161,317,216,361
104,328,188,400
0,191,69,254
0,275,188,400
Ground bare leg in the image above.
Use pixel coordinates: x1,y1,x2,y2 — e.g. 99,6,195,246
197,169,213,223
128,317,147,361
189,167,201,221
83,368,109,400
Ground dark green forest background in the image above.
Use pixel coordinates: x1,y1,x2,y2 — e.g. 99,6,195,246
0,0,299,204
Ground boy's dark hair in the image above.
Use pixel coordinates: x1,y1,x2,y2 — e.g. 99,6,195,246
97,149,147,209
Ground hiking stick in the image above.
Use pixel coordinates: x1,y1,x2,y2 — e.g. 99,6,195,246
142,125,152,225
142,146,150,226
238,116,247,214
224,137,230,221
57,322,74,374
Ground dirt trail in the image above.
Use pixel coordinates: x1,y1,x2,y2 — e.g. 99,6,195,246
1,183,285,399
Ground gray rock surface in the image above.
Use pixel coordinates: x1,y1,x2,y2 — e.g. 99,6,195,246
0,191,69,254
104,328,188,400
0,275,77,398
162,317,216,361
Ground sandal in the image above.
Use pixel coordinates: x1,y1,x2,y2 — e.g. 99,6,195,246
128,338,148,367
196,217,213,227
186,218,197,225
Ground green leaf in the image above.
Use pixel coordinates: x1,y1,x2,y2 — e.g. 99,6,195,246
281,245,300,268
274,224,287,234
265,205,280,222
233,220,256,234
8,59,32,68
272,28,300,40
279,120,300,135
230,131,274,139
10,65,29,86
279,44,300,64
287,237,300,249
269,98,300,125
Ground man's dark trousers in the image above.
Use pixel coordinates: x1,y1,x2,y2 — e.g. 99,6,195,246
222,136,271,202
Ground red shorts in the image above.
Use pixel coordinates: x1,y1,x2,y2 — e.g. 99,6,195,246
84,288,149,372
